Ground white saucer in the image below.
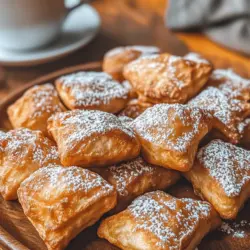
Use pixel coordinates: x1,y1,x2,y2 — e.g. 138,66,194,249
0,4,100,67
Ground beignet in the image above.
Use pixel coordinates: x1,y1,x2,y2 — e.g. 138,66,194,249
98,191,221,250
95,157,180,213
123,53,212,104
133,104,212,171
56,72,129,113
18,165,117,250
184,139,250,219
189,87,250,143
48,110,140,167
0,128,59,200
7,84,65,136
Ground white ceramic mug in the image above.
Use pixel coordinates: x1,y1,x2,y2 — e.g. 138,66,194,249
0,0,89,50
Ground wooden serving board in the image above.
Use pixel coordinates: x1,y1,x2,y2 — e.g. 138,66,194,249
0,62,250,250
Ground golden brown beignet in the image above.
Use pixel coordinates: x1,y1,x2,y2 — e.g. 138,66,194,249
184,139,250,219
189,87,250,144
208,69,250,101
103,46,160,81
132,104,212,172
48,110,140,167
123,53,212,104
7,84,66,136
95,157,180,213
0,128,60,200
98,191,221,250
18,165,117,250
55,71,128,113
119,99,152,119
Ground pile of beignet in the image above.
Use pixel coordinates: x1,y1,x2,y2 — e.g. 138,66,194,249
2,45,250,250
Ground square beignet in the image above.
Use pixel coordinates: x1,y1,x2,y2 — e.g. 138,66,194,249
103,46,160,81
0,128,60,200
7,84,66,136
208,69,250,101
18,165,117,250
47,110,140,167
184,139,250,219
95,157,180,213
123,53,212,104
189,87,250,143
132,104,212,172
98,191,221,250
55,71,129,113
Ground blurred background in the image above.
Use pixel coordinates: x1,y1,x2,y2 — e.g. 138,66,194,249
0,0,249,99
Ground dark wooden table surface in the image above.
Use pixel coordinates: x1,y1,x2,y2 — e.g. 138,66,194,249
0,0,250,101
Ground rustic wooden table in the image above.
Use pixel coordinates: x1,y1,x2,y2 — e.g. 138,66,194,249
0,0,249,101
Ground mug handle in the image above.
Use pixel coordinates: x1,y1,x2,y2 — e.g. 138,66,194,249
66,0,92,14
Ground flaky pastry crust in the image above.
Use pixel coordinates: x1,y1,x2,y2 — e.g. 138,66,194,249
189,87,250,144
184,140,250,219
94,157,180,213
48,110,140,167
0,128,59,200
98,191,221,250
18,165,117,250
208,69,250,101
7,84,66,136
123,53,212,104
133,104,212,171
56,71,129,113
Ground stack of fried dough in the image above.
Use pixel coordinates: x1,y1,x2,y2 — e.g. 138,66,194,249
2,45,250,250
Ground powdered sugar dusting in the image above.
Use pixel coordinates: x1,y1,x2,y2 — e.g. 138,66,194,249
26,84,63,118
219,220,250,238
107,157,155,196
22,165,114,199
184,52,210,64
133,104,209,152
50,110,135,151
163,55,185,89
197,140,250,197
118,115,134,129
238,118,250,135
0,128,59,166
128,191,211,249
209,69,250,99
211,69,249,83
125,54,197,101
189,87,248,133
57,71,128,107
